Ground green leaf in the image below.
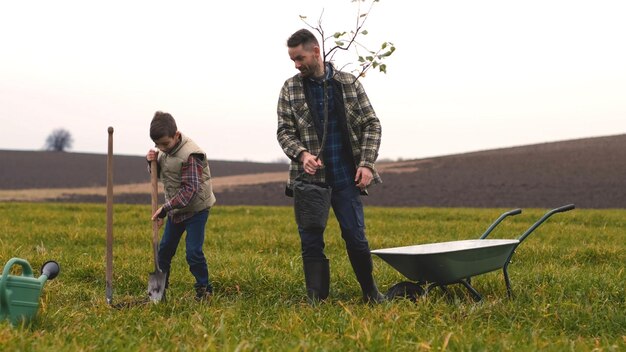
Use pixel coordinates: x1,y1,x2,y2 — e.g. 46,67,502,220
381,42,387,49
366,56,374,61
379,64,387,73
361,30,368,35
381,49,394,57
358,56,365,63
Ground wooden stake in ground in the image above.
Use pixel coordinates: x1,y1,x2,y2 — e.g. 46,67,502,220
106,126,114,305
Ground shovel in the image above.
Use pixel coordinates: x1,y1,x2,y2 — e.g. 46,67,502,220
147,159,167,302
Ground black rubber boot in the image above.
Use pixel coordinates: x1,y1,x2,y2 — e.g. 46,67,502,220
303,257,330,304
347,250,385,304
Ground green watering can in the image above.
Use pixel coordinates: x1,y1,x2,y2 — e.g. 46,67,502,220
0,258,60,326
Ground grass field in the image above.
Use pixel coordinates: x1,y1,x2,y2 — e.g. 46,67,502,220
0,203,624,351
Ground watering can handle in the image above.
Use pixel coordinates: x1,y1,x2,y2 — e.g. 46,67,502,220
0,258,35,309
2,258,34,279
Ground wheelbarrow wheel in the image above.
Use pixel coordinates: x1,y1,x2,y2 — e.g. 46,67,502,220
385,281,425,302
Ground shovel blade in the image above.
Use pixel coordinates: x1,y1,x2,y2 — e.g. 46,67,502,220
147,271,167,302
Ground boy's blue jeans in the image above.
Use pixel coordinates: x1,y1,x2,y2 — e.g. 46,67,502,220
298,185,370,258
158,209,212,291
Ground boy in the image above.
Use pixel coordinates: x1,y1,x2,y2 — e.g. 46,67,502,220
146,111,216,301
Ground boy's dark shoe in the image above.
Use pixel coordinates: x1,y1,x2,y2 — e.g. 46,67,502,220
195,287,212,302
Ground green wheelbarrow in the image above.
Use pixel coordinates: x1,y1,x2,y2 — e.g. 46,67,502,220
373,204,575,301
0,258,60,326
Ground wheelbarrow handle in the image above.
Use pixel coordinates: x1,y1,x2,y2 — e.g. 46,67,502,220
517,204,575,244
553,204,576,213
479,208,522,239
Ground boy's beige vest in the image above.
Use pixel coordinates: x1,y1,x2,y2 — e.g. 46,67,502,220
158,134,216,216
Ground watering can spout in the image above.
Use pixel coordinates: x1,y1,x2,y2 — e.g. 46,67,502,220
39,261,60,283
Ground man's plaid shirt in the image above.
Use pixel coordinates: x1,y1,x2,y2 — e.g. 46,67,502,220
306,65,352,189
277,66,382,193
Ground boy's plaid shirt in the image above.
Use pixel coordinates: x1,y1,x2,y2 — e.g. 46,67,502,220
277,68,382,191
162,155,203,223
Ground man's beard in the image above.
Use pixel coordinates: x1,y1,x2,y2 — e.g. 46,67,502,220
300,61,321,78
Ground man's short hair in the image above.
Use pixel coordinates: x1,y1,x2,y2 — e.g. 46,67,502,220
287,29,319,49
150,111,178,140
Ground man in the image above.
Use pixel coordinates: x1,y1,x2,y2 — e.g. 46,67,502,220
276,28,384,303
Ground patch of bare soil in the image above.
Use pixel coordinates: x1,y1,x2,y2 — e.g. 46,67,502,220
0,172,287,202
2,134,625,208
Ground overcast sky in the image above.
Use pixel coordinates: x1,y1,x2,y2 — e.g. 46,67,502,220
1,0,625,162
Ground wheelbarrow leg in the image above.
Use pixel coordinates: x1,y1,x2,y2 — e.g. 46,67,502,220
430,284,458,302
439,285,457,302
503,263,513,299
460,279,483,302
423,283,438,297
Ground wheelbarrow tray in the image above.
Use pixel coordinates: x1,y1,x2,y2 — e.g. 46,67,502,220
372,205,575,301
371,239,518,284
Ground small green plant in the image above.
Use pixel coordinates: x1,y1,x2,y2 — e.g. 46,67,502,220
300,0,396,80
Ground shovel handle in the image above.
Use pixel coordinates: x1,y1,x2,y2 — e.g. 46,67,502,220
150,160,161,271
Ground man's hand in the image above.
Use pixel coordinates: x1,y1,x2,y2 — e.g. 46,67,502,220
300,151,323,175
355,167,373,190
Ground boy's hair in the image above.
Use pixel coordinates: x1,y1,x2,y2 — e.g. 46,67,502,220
287,29,319,49
150,111,178,140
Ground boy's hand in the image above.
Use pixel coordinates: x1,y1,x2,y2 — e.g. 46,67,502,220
151,206,165,228
146,149,159,162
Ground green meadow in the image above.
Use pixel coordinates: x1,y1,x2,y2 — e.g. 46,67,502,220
0,202,624,351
